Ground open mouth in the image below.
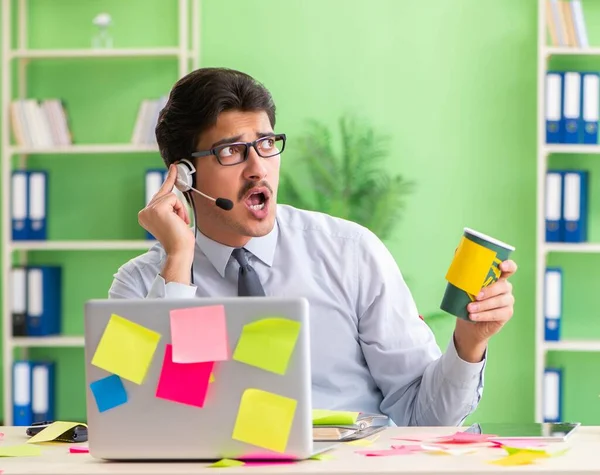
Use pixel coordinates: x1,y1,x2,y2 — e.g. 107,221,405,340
243,187,271,217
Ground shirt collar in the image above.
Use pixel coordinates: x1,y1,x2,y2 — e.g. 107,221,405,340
194,220,279,278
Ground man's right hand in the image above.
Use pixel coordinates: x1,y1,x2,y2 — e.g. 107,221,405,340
138,164,195,267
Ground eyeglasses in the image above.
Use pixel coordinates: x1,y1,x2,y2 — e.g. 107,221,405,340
191,133,286,166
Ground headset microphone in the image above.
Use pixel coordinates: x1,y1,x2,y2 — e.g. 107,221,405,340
175,159,234,211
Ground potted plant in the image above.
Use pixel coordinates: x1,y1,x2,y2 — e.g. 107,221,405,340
278,114,414,241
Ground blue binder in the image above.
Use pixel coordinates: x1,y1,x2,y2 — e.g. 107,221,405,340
13,361,33,426
546,72,563,144
145,169,165,240
28,170,48,240
11,170,29,241
562,170,588,242
582,73,599,144
32,362,55,423
543,368,563,423
561,72,582,143
26,266,61,336
544,267,562,341
545,171,563,242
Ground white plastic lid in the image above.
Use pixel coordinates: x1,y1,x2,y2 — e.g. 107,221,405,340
464,227,515,251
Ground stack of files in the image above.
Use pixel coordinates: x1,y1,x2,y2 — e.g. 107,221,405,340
545,169,588,242
13,361,55,426
131,96,168,145
545,71,599,144
544,267,562,342
311,409,388,441
10,99,72,148
546,0,588,48
11,170,48,241
543,368,563,423
144,168,189,240
10,265,62,337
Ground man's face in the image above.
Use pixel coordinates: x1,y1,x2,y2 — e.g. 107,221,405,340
192,110,281,246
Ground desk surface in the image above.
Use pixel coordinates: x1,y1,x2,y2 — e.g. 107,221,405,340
0,425,598,475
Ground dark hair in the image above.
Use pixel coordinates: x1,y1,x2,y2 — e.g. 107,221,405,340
155,67,276,167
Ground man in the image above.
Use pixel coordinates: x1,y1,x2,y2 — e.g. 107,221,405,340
110,67,517,427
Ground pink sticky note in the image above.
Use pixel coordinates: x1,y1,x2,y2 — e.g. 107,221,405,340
69,446,90,453
389,444,426,452
170,306,229,363
392,434,441,442
240,452,295,461
156,344,214,407
434,431,496,444
244,461,296,467
489,439,547,448
356,448,415,456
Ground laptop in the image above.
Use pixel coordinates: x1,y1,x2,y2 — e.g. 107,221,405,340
84,297,337,461
465,422,581,442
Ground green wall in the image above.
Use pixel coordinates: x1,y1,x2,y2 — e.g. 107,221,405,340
1,0,598,425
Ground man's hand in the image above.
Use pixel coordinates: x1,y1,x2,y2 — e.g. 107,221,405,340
138,164,196,284
453,259,518,363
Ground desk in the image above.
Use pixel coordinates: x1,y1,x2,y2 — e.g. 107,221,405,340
0,425,598,475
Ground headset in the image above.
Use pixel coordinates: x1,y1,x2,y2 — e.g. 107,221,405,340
173,159,234,286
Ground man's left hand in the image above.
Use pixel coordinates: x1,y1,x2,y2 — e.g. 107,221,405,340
454,259,518,362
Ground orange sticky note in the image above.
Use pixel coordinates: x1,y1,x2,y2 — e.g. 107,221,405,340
170,306,229,363
232,388,297,453
233,317,300,375
445,236,496,295
91,314,161,384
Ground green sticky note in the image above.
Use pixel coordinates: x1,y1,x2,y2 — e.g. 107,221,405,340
208,458,245,468
312,409,359,425
0,444,42,457
232,317,300,375
91,314,161,384
232,388,297,453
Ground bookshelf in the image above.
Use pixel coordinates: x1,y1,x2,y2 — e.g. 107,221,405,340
1,0,200,424
536,0,599,423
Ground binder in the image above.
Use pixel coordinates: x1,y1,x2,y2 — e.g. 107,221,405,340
563,170,588,242
545,72,563,143
13,361,33,426
145,169,164,240
26,266,61,336
545,171,563,242
543,368,562,423
561,72,582,143
581,73,599,144
544,267,562,342
32,362,55,423
11,170,29,240
28,171,48,240
11,267,27,336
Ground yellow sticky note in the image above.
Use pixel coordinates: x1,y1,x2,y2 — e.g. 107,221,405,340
208,458,245,468
312,409,359,425
232,317,300,375
209,373,215,383
445,236,496,295
490,451,548,466
310,453,335,461
0,444,42,456
91,314,161,384
345,435,380,447
27,421,86,444
232,388,297,453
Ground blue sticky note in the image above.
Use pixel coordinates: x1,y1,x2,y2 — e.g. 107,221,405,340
90,374,128,412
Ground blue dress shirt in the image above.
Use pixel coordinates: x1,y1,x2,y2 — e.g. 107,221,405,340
109,204,485,426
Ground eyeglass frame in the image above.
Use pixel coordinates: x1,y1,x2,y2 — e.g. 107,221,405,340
190,133,287,166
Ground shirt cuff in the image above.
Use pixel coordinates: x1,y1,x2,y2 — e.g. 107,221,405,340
147,275,197,298
440,336,487,390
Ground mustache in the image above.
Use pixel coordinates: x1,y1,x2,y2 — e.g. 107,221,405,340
238,181,273,201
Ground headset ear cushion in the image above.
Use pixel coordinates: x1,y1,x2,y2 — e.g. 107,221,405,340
175,162,193,192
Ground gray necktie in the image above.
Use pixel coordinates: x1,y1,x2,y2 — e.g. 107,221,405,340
231,248,266,297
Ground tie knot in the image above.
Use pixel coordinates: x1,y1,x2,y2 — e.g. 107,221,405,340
232,248,249,267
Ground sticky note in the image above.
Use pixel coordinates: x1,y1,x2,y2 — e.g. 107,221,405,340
489,451,546,466
434,431,495,444
445,236,496,295
312,409,359,425
209,373,215,383
0,444,41,456
27,421,87,444
356,448,414,456
170,305,229,363
91,314,161,384
90,374,128,412
69,446,89,454
232,317,301,375
156,344,214,408
232,388,297,453
345,435,380,447
208,458,245,468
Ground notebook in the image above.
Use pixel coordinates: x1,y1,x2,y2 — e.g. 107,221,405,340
312,410,388,441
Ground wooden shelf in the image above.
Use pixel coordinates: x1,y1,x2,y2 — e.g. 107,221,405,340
11,336,84,348
544,340,600,352
545,46,600,56
543,144,600,155
544,243,600,253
